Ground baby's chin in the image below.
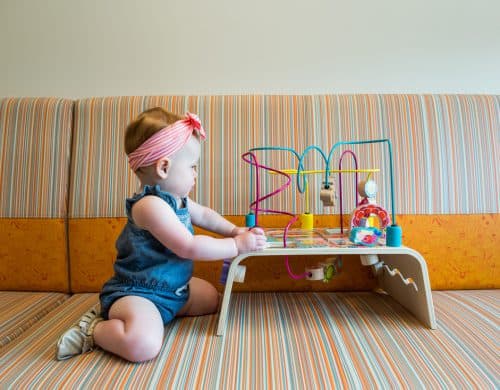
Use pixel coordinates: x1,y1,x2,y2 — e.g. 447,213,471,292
182,186,195,198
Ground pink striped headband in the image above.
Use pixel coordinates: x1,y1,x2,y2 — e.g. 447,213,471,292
128,112,206,171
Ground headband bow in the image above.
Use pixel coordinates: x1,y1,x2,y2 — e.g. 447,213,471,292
128,112,206,171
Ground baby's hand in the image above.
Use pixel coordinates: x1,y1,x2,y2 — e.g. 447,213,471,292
234,229,267,253
231,226,266,237
231,226,250,236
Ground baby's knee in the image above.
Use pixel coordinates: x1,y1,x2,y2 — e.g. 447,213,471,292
121,332,163,363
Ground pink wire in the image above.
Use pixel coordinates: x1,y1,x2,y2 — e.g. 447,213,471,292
338,150,359,234
242,152,311,279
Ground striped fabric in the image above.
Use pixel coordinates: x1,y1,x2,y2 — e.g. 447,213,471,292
0,292,69,347
0,98,74,218
69,95,499,218
128,112,206,171
0,291,497,388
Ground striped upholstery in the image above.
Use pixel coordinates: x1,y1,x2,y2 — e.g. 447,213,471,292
0,292,68,347
70,95,499,217
0,98,73,218
0,291,496,388
0,98,73,291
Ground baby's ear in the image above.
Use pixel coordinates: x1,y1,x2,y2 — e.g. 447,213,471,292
156,157,170,179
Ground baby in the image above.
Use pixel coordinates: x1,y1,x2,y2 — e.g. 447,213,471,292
56,108,266,362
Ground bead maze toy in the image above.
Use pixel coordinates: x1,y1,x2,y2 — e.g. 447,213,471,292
217,139,436,336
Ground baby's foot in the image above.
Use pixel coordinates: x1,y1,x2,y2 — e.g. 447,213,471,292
56,306,102,360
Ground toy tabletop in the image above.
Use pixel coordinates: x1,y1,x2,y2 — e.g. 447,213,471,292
263,227,387,249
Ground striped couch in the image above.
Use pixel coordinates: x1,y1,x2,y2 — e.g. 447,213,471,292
0,95,498,387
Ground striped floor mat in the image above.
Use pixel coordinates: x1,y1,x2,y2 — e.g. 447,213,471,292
0,292,69,347
0,291,497,388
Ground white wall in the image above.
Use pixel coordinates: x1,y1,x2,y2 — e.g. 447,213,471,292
1,0,499,98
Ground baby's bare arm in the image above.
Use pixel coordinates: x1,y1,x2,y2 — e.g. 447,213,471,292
132,196,265,260
188,199,238,236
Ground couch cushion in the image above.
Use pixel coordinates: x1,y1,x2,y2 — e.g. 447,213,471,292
68,95,499,292
0,98,73,291
69,95,499,217
0,291,69,347
0,291,496,387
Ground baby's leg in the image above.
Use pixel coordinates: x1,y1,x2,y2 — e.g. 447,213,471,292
94,295,164,362
176,277,219,317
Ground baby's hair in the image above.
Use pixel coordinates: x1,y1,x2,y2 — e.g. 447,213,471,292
125,107,184,155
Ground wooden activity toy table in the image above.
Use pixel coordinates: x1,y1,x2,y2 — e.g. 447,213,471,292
216,228,436,336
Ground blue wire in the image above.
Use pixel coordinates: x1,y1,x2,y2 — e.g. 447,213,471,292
248,146,308,197
296,145,328,192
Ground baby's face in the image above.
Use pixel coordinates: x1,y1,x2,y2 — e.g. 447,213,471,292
161,136,200,199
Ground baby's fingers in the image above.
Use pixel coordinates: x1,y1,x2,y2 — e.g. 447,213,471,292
255,234,267,243
251,227,265,236
255,236,267,250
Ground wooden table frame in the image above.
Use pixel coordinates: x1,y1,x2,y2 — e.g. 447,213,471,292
217,245,436,336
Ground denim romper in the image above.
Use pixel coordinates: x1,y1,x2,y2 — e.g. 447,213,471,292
100,185,194,325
